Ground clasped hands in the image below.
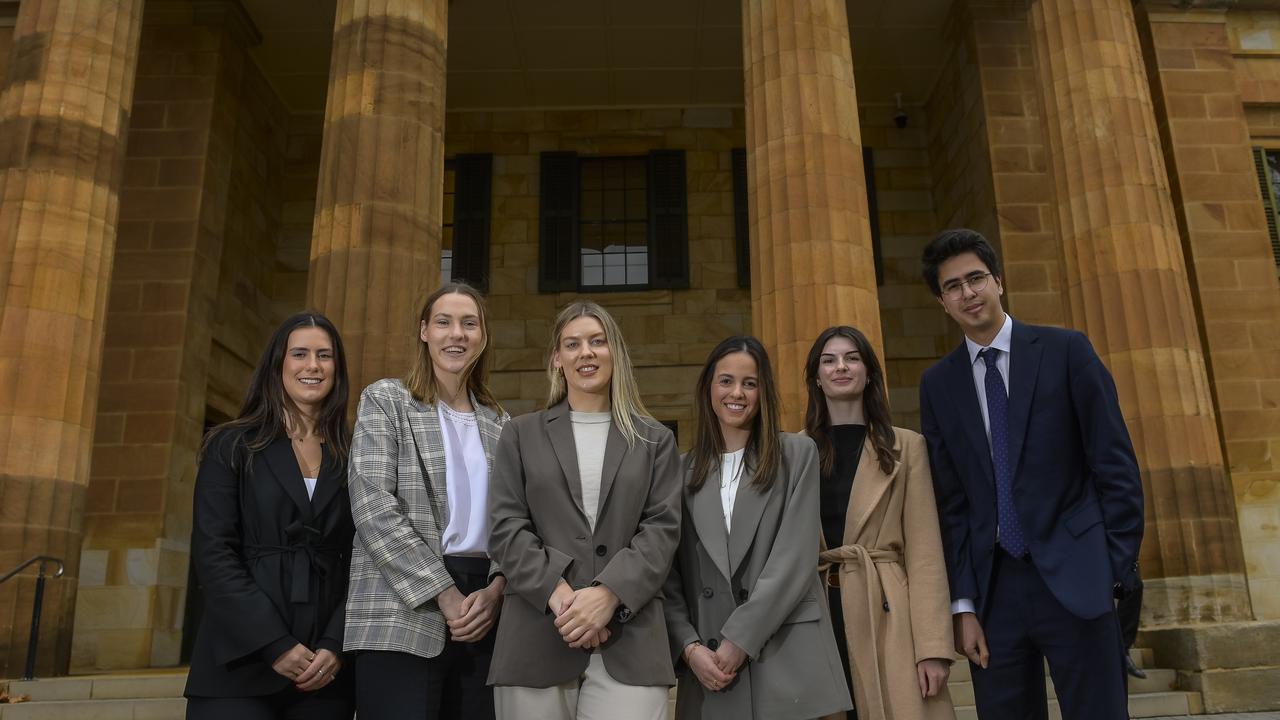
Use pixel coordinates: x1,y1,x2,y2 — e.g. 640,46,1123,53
549,579,616,649
271,643,340,691
438,576,506,642
683,638,747,693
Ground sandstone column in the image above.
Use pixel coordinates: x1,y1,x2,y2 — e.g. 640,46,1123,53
1029,0,1251,624
0,0,144,675
1137,6,1280,622
742,0,882,426
308,0,447,390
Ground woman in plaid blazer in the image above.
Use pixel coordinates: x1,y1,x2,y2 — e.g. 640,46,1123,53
344,283,509,719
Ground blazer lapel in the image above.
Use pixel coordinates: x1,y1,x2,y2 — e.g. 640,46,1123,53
309,442,343,515
946,345,996,484
474,398,502,481
594,422,627,520
728,460,774,575
544,402,586,517
687,479,732,582
406,401,448,520
1006,321,1042,482
263,437,312,519
845,437,900,543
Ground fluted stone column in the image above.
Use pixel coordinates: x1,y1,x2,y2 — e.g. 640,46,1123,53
308,0,447,390
741,0,882,427
0,0,144,676
1029,0,1251,624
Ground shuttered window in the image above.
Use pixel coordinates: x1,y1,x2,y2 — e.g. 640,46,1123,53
865,147,884,285
449,154,493,291
1251,147,1280,269
538,150,690,291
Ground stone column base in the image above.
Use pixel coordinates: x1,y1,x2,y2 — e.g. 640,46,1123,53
1138,620,1280,713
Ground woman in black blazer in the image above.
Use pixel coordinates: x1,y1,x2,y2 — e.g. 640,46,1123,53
184,312,355,720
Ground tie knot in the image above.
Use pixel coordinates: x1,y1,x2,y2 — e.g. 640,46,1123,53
979,348,999,367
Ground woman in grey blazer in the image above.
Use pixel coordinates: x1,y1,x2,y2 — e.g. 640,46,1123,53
664,336,852,720
344,283,509,719
488,300,682,720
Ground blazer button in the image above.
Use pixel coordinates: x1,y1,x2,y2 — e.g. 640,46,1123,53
701,587,714,599
706,638,720,651
736,589,748,602
595,544,607,557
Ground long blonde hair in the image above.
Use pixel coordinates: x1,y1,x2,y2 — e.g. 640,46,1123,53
403,282,500,412
546,300,654,447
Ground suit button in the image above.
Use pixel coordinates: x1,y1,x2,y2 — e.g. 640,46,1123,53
706,638,719,651
701,587,714,598
736,589,748,602
595,544,607,557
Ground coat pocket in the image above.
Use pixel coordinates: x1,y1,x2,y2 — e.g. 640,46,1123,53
782,597,821,624
1064,500,1103,538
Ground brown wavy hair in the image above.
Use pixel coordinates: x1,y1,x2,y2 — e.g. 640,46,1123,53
803,326,897,478
688,336,782,493
403,282,500,413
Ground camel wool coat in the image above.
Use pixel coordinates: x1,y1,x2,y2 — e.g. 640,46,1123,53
819,427,956,720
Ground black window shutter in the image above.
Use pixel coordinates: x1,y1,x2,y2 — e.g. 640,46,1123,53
539,151,580,292
1251,147,1280,268
648,149,690,289
732,148,750,288
864,147,884,285
451,153,492,292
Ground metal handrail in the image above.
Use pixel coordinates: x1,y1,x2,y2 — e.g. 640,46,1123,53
0,555,65,680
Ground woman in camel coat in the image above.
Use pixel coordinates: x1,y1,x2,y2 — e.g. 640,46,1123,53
805,326,956,720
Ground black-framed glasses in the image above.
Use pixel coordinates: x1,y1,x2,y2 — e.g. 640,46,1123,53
942,272,992,299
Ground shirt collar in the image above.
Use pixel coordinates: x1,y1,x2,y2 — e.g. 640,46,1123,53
965,313,1014,366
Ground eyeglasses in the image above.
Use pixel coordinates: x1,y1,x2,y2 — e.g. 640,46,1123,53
941,272,993,299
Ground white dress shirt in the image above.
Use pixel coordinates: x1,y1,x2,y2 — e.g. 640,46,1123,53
438,402,491,557
953,313,1013,616
719,448,746,533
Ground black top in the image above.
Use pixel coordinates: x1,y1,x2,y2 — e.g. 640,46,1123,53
821,424,867,549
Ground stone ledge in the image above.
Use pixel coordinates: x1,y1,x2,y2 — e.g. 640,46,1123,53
1140,620,1280,713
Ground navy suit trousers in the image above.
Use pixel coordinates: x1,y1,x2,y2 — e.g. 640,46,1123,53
972,549,1127,720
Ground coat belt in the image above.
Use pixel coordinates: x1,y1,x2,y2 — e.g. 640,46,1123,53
819,544,903,720
245,521,343,604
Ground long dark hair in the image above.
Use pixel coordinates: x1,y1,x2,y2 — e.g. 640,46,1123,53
688,336,782,493
803,326,897,477
202,311,351,467
403,282,501,412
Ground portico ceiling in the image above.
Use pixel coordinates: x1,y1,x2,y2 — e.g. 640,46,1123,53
241,0,950,114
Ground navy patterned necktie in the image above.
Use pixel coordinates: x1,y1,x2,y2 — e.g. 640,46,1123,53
981,348,1027,558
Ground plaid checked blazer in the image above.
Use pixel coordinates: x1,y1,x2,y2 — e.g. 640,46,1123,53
343,378,508,657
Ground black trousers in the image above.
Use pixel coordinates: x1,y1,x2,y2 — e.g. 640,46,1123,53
355,556,497,720
186,684,352,720
971,549,1127,720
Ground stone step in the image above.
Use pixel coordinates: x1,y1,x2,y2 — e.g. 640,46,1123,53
948,668,1179,706
953,691,1203,720
0,697,187,720
3,672,187,702
949,647,1155,683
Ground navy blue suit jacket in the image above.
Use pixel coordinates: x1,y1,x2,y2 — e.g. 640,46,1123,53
919,319,1143,621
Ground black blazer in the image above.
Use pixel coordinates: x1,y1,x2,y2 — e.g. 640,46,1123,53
919,319,1143,621
184,427,355,698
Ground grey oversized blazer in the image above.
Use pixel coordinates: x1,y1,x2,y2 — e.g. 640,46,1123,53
487,400,683,688
663,433,852,720
343,378,507,658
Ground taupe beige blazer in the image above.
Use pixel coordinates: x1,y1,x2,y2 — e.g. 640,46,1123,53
344,378,507,658
664,433,852,720
487,401,683,688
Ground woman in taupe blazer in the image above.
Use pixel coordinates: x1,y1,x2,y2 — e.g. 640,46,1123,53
664,336,852,720
805,326,955,720
488,300,682,720
344,283,509,719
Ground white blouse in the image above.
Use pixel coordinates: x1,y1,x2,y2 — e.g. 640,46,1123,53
719,448,746,533
438,402,490,557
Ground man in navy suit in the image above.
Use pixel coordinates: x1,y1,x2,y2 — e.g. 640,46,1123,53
918,229,1143,720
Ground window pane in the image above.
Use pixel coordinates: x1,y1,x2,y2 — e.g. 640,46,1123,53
581,189,602,220
441,249,452,285
582,160,602,190
603,160,625,190
626,158,646,190
626,187,646,219
603,189,625,220
627,251,648,285
626,223,647,249
442,225,454,252
581,250,603,286
603,223,626,253
581,223,603,252
604,252,626,285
